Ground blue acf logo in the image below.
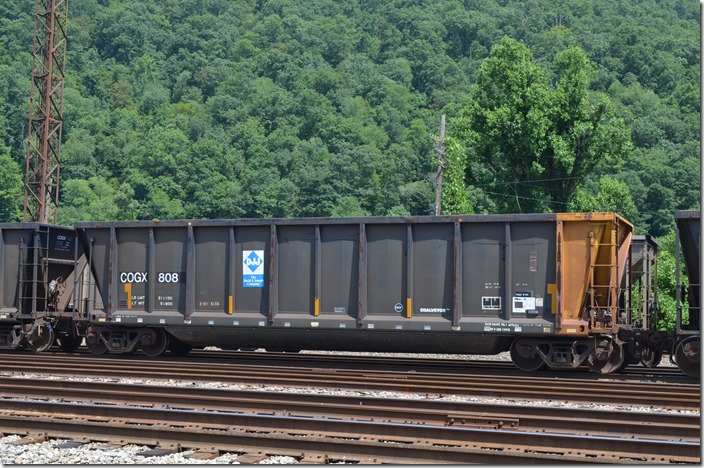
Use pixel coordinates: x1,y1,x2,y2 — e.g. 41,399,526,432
243,250,264,288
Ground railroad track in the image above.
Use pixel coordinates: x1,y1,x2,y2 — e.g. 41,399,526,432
0,353,698,410
0,377,699,464
1,348,691,381
167,349,694,381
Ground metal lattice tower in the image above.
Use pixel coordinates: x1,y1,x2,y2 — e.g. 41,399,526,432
23,0,68,224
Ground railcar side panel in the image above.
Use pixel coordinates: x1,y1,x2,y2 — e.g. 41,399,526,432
194,226,228,314
410,223,453,322
508,222,554,322
76,213,632,355
0,228,26,315
118,228,149,313
461,223,504,321
277,225,315,315
366,224,406,318
234,226,270,318
319,225,358,318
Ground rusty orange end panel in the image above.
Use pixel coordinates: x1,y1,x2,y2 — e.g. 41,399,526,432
555,213,633,335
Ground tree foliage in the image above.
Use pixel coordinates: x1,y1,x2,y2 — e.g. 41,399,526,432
440,136,472,215
0,144,22,222
1,0,699,331
568,175,638,222
0,0,697,235
454,36,632,214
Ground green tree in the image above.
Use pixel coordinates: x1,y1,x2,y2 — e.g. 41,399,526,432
332,196,369,217
441,137,472,215
61,128,99,180
568,175,637,221
58,177,122,225
2,0,699,235
455,37,632,213
0,145,22,221
654,231,684,333
545,46,632,209
455,36,553,213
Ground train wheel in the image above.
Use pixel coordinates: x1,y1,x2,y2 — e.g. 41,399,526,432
640,345,662,368
168,336,193,356
26,322,55,353
587,337,625,374
141,328,169,357
674,336,700,378
86,328,108,354
510,338,546,371
57,331,83,353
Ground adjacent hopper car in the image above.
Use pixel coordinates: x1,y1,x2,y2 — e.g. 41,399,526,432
0,223,83,352
673,210,701,377
0,212,700,376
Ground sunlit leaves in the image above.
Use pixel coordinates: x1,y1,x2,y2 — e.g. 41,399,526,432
0,146,22,222
456,36,632,214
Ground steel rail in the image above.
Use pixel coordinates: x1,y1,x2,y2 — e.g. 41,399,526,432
0,400,699,464
0,378,698,441
0,354,698,410
180,349,691,379
3,348,690,381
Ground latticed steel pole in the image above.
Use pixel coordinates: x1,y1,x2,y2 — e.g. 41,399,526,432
23,0,68,224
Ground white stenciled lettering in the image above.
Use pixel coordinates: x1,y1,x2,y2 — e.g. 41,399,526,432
419,308,448,313
158,272,180,283
120,272,148,283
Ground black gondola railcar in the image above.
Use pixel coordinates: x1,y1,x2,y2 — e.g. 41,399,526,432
75,212,648,374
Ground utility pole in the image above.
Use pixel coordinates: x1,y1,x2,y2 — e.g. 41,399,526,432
23,0,68,224
434,114,446,216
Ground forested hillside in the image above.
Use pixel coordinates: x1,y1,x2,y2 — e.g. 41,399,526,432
0,0,700,237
